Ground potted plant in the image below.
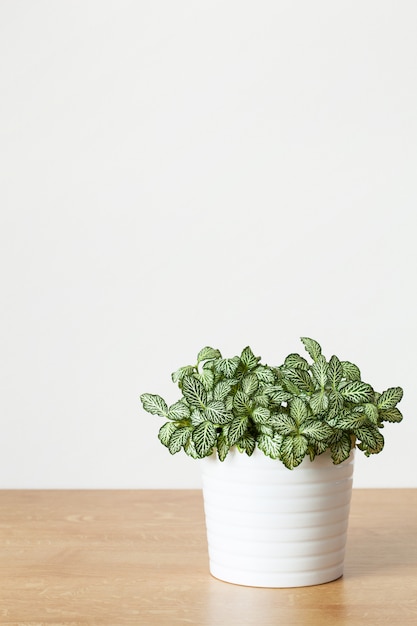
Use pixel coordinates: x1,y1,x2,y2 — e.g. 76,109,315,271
140,337,404,587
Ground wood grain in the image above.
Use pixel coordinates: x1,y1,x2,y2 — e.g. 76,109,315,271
0,489,416,625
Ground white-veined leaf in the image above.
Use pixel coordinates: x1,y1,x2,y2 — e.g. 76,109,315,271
167,400,190,421
284,353,309,371
379,407,403,423
213,380,234,401
284,368,313,392
242,373,259,396
358,430,384,455
263,386,291,403
192,421,216,457
215,356,240,378
340,381,374,403
282,378,301,395
197,346,222,363
204,401,232,425
233,390,252,414
251,406,270,424
216,434,230,461
309,391,329,415
289,397,308,424
158,422,177,447
274,413,297,436
253,366,275,383
300,337,322,362
196,367,215,392
168,427,191,454
184,437,199,458
240,346,261,371
328,355,343,389
363,403,379,424
257,433,282,459
190,408,205,426
227,415,249,446
330,432,352,464
311,355,329,388
341,361,361,382
140,393,168,417
182,376,207,408
280,435,308,469
236,434,256,456
354,425,379,450
377,387,403,410
171,366,195,384
300,420,333,441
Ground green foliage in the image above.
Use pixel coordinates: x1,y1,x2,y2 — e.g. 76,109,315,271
140,338,404,469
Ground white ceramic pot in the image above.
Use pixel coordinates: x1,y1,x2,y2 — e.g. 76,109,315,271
201,448,355,588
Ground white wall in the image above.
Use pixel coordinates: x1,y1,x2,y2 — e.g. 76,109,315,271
1,0,415,488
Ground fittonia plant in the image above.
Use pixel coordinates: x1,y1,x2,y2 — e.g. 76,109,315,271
140,338,404,469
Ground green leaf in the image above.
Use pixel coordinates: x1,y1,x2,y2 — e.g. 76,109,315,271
358,430,384,455
213,380,234,401
340,381,374,403
282,378,301,395
182,376,207,408
236,433,256,456
284,353,309,371
140,393,168,417
328,355,343,389
274,413,298,436
300,337,322,362
171,366,195,384
289,397,308,425
216,434,230,461
240,346,261,371
309,391,329,415
228,415,249,446
167,400,190,421
251,406,270,424
377,387,404,410
197,346,222,363
263,385,292,403
330,432,352,464
190,408,205,425
192,421,216,457
158,422,177,447
233,390,252,414
341,361,361,381
204,401,232,425
363,403,379,424
284,368,314,392
196,367,215,392
184,437,199,458
168,427,191,454
257,433,282,459
354,425,379,450
216,357,240,378
280,435,308,469
311,355,329,388
334,412,368,430
242,373,259,396
379,407,403,423
300,420,334,441
253,366,275,383
328,391,344,417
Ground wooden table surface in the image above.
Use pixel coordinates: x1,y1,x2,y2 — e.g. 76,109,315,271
0,489,416,626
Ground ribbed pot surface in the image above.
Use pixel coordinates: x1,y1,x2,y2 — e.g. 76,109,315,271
201,448,354,587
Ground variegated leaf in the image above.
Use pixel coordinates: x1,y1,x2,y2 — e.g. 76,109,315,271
330,432,352,464
182,375,207,408
300,337,322,362
263,385,292,403
216,356,240,378
240,346,261,371
328,355,343,389
140,393,168,417
168,427,191,454
280,434,308,469
274,413,297,436
192,421,216,457
377,387,404,410
197,346,222,363
236,434,256,456
216,434,230,461
158,422,176,447
167,400,190,421
300,419,333,441
213,380,234,401
171,366,195,384
379,407,403,423
242,373,259,396
341,361,361,382
251,406,270,424
227,415,249,446
253,366,275,383
311,355,329,388
284,353,310,371
204,401,232,425
309,391,329,415
289,396,308,424
257,433,282,459
340,381,374,403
